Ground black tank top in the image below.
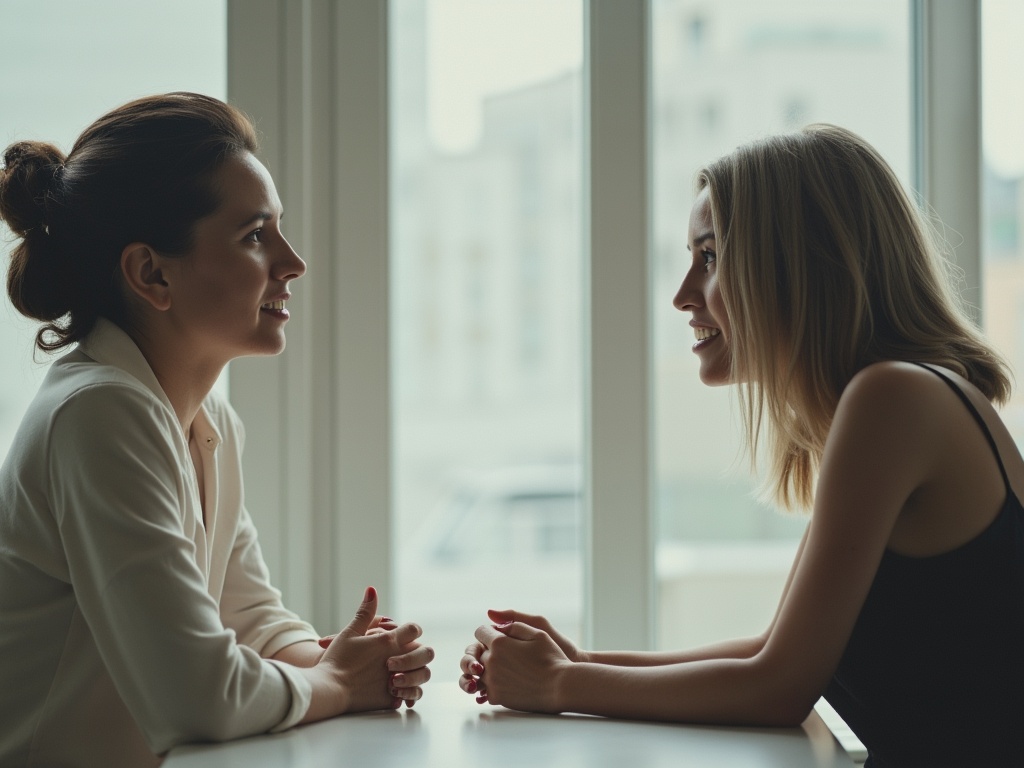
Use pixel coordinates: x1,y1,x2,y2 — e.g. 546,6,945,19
823,364,1024,767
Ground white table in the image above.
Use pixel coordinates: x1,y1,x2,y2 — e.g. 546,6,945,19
166,684,858,768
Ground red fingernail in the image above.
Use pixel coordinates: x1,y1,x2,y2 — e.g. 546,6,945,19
470,662,484,674
318,636,333,648
476,694,488,704
380,616,394,623
493,620,513,629
466,679,477,693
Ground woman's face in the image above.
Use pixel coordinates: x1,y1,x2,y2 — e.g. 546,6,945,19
674,187,732,386
162,151,306,366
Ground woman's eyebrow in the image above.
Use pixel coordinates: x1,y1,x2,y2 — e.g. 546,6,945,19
236,211,275,229
687,232,716,250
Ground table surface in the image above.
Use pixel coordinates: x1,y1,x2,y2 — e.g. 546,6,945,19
166,684,858,768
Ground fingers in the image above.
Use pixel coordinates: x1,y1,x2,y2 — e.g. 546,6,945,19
492,620,539,641
486,608,518,624
318,612,399,647
321,619,422,657
474,622,506,648
476,620,538,648
391,621,423,647
370,614,398,632
459,644,485,676
392,690,420,709
390,663,429,709
339,586,378,638
387,643,434,673
487,608,550,633
460,637,488,701
459,673,485,694
385,628,431,708
389,666,431,690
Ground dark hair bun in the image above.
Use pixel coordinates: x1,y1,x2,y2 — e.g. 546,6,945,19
0,141,66,237
2,141,72,325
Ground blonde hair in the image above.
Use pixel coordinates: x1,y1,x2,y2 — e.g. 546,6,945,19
697,124,1011,510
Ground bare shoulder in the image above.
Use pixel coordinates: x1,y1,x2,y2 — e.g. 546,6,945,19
844,360,944,400
836,361,950,437
817,361,960,535
836,360,1015,555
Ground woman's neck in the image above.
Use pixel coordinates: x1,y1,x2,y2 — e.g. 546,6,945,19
128,325,224,438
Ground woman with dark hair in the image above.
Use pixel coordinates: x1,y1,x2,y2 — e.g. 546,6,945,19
0,92,431,767
460,125,1024,767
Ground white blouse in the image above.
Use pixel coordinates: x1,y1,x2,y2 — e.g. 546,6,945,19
0,319,318,767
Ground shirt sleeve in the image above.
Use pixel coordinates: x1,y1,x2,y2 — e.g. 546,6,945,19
219,504,320,656
212,398,319,656
48,383,309,754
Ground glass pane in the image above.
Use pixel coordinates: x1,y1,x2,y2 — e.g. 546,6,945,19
982,0,1024,448
0,1,227,459
389,0,584,665
651,0,912,650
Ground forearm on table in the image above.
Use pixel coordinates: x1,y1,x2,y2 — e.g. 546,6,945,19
555,655,810,727
583,634,767,667
270,640,324,668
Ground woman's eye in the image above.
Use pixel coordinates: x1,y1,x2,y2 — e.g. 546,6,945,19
246,228,264,243
702,249,716,270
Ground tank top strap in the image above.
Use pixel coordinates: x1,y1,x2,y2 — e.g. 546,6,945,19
912,362,1012,492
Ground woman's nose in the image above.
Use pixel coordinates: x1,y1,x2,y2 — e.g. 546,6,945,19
673,269,702,312
277,237,306,280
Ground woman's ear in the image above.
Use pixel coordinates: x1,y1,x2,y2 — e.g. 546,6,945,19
120,243,171,311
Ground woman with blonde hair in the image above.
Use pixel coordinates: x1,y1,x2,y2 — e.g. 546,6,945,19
0,93,432,767
460,124,1023,767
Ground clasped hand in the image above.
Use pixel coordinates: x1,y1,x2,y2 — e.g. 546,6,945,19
459,609,578,713
310,587,433,719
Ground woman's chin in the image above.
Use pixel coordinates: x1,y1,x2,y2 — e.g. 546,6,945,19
697,363,732,387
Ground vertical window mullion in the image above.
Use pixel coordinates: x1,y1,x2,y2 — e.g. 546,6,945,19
915,0,982,318
332,0,392,625
584,0,654,651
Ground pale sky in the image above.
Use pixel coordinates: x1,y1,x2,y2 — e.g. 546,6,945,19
425,0,1024,177
982,0,1024,177
427,0,583,153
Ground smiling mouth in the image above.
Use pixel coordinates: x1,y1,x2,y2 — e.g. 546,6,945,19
694,327,720,341
261,300,286,310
